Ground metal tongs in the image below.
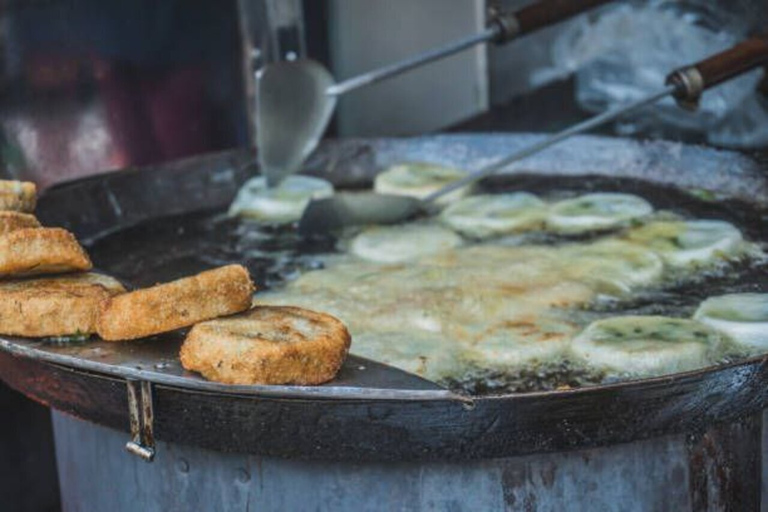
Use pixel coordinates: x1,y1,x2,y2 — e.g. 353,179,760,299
298,37,768,235
257,0,614,187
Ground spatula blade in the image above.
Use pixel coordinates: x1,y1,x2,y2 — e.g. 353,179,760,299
256,60,336,187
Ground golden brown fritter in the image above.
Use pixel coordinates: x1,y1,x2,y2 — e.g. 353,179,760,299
0,272,126,337
180,305,351,385
0,180,36,212
97,264,255,341
0,211,41,235
0,228,92,277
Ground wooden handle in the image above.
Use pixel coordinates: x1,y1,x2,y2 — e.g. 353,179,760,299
691,37,768,89
514,0,613,36
666,37,768,110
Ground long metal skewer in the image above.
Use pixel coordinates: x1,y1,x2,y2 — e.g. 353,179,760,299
327,0,615,97
299,37,768,235
257,0,614,187
424,85,678,203
326,27,500,97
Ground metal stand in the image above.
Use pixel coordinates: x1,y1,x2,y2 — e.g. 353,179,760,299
52,411,764,512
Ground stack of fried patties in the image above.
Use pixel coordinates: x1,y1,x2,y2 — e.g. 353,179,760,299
0,180,350,386
0,180,125,340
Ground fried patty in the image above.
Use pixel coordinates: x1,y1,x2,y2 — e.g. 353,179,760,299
97,264,255,341
0,211,41,235
0,272,126,337
0,228,92,277
180,306,351,385
0,180,36,212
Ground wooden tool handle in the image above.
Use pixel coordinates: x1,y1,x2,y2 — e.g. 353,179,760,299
691,37,768,89
515,0,613,36
666,37,768,110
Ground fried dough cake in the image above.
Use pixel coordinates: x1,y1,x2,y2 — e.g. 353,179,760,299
180,306,351,385
0,211,40,235
0,272,126,337
0,228,92,277
0,180,36,212
97,264,255,341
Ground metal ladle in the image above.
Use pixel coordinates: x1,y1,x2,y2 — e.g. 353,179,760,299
256,0,614,188
298,37,768,235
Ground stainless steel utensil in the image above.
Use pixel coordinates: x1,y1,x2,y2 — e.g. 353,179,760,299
299,37,768,235
256,61,336,188
256,0,614,187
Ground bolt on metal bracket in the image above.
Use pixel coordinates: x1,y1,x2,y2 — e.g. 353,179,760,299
125,379,156,462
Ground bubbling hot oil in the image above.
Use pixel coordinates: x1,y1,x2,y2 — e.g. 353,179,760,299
87,182,768,395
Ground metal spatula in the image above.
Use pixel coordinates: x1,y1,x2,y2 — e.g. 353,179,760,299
298,37,768,235
257,61,336,188
256,0,614,188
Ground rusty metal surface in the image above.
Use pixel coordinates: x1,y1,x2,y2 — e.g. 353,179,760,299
1,134,767,461
125,380,156,461
50,410,764,511
687,415,763,511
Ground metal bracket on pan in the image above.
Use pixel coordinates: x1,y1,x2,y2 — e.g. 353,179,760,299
125,379,156,462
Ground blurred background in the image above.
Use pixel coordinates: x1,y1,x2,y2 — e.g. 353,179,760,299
0,0,764,190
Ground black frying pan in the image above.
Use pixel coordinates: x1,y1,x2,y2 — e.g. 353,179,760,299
1,134,767,461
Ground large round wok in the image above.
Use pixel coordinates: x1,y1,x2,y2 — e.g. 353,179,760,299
0,133,766,462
